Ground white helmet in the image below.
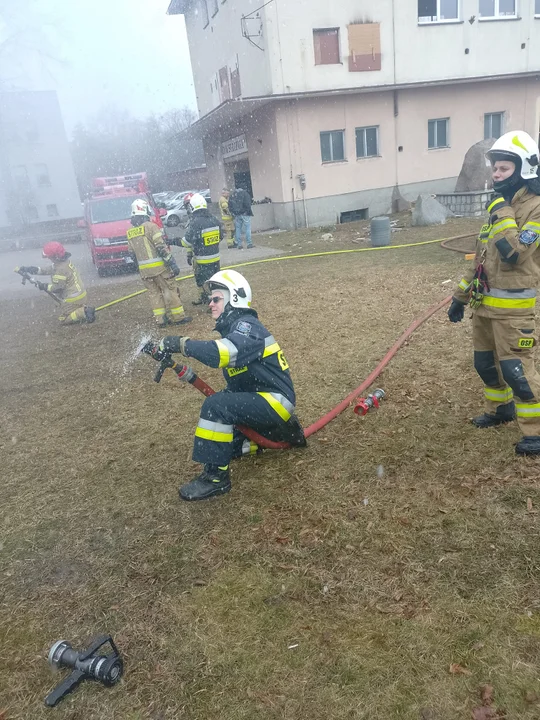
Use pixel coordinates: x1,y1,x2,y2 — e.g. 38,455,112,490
131,198,150,216
206,269,252,309
189,193,207,212
486,131,540,180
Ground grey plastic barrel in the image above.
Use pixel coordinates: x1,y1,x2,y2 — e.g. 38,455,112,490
370,216,391,247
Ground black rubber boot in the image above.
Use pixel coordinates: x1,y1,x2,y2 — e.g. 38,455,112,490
84,306,96,323
179,466,231,501
170,315,192,325
471,403,515,428
515,436,540,456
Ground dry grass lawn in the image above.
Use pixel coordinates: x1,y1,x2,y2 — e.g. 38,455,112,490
2,217,540,719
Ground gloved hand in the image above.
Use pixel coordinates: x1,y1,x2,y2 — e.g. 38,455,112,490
167,257,180,277
36,281,49,291
448,298,466,323
186,251,193,267
159,336,190,355
486,193,511,221
15,265,39,274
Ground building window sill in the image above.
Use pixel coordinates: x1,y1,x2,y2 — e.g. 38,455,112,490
417,19,463,25
315,62,344,66
428,146,451,151
321,160,348,165
478,15,520,21
356,155,381,160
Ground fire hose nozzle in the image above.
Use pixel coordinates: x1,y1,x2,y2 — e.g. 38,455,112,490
353,388,386,416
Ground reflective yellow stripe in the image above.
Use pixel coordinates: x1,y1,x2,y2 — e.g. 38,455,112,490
484,387,513,402
490,218,518,236
52,274,67,281
523,221,540,231
263,342,280,358
458,278,471,291
196,256,220,265
195,427,234,443
169,306,184,315
65,290,87,303
257,392,292,421
215,340,231,368
139,260,165,268
153,308,166,316
516,403,540,417
482,296,536,309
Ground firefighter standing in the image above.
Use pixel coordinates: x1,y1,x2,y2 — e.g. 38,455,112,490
158,269,306,501
15,242,96,324
448,130,540,455
181,193,224,306
127,199,191,327
219,188,236,248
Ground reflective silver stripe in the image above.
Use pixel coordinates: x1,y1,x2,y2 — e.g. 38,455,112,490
138,256,164,266
219,338,238,367
194,252,220,261
268,392,295,415
484,288,537,299
264,335,276,348
197,418,234,434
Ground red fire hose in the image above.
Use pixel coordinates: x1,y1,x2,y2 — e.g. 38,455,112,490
180,294,453,451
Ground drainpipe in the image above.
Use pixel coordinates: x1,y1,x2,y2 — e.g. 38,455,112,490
291,187,298,229
297,173,308,228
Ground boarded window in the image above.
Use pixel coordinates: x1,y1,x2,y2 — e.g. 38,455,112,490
219,66,231,101
313,28,340,65
348,23,381,72
230,65,242,98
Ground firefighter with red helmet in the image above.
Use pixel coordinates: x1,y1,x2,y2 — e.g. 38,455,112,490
15,241,96,324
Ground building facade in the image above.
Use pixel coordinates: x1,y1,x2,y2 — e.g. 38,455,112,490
168,0,540,229
0,91,81,230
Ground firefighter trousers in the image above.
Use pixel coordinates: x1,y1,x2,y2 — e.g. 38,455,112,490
223,218,235,248
141,272,186,326
57,302,87,325
192,391,304,467
473,312,540,436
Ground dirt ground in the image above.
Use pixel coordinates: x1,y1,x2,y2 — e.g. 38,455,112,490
2,216,540,719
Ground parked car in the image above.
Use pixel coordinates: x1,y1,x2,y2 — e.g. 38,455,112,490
154,191,175,204
198,189,212,203
164,202,188,227
165,190,197,210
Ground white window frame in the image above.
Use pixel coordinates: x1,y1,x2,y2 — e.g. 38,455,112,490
355,126,380,159
428,118,450,149
479,0,518,20
484,112,504,140
320,130,346,163
418,0,461,23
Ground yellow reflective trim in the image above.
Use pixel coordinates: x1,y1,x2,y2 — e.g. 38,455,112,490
52,274,67,281
195,427,234,443
458,278,471,291
65,291,87,303
169,306,184,315
512,134,528,152
153,308,166,316
139,260,165,268
516,403,540,417
484,387,513,402
523,222,540,231
196,256,220,265
215,340,231,368
263,342,280,357
127,226,145,239
257,392,292,421
490,219,518,236
482,296,536,309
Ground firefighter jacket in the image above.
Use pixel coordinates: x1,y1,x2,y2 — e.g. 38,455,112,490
181,209,223,266
454,186,540,317
126,220,173,279
219,195,232,222
182,308,296,417
38,254,86,303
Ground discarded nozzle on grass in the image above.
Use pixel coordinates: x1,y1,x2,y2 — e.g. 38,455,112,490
354,388,386,416
45,635,123,707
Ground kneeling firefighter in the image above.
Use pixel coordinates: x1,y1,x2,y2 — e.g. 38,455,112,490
158,269,306,501
127,199,191,327
448,130,540,455
181,193,224,306
16,242,95,324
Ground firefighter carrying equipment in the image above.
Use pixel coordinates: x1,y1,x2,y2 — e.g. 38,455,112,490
126,219,189,326
159,301,306,500
219,192,236,249
452,166,540,452
42,241,67,260
181,207,224,290
35,253,95,324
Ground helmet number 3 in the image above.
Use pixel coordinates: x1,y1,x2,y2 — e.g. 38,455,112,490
277,350,289,371
233,292,238,303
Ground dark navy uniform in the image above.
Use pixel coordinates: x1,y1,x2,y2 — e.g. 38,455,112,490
181,308,305,466
181,209,224,288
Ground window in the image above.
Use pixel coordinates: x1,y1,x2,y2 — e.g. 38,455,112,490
12,165,29,185
46,204,59,217
356,126,379,158
210,0,218,15
428,118,449,148
348,23,381,71
479,0,517,18
320,130,345,163
484,112,504,139
418,0,459,22
35,163,51,186
313,28,340,65
26,205,39,221
536,0,540,14
201,0,209,26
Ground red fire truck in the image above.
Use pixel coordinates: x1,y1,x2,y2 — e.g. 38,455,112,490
78,173,167,276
